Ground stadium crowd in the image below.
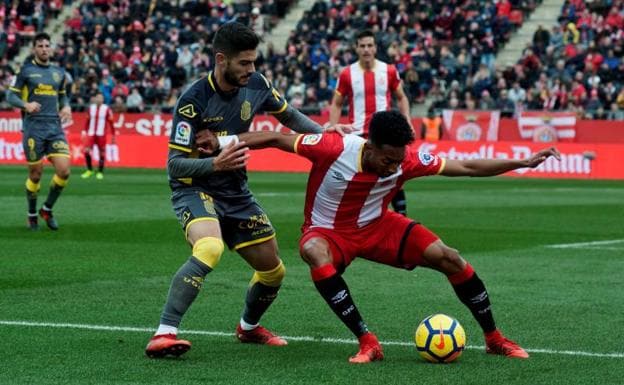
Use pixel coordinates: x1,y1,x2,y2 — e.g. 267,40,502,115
2,0,624,120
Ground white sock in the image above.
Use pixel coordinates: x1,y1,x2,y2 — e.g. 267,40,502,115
155,324,178,336
239,318,258,331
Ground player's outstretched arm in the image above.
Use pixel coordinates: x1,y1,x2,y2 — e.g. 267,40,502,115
275,104,323,134
196,130,299,154
440,147,561,177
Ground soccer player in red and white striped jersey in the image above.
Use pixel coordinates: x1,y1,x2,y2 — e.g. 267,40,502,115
202,110,561,363
329,29,413,216
81,92,115,180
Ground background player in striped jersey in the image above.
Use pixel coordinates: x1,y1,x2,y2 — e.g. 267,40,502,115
329,29,413,216
81,92,116,180
197,110,560,363
7,32,72,231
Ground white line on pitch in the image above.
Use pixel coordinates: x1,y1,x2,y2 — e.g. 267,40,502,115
545,239,624,249
1,319,622,359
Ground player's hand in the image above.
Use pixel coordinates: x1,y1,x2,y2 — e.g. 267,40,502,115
212,141,249,171
525,147,561,168
24,102,41,114
196,129,219,154
324,123,354,136
59,106,72,124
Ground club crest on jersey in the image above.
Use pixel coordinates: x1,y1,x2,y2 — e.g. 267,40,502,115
178,104,197,118
52,71,61,83
301,134,322,146
174,121,192,145
418,152,434,166
241,101,251,121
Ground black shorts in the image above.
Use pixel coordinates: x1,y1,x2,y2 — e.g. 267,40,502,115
172,188,275,250
22,119,69,163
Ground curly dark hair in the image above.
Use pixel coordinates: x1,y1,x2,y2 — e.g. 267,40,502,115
368,110,414,148
213,22,259,57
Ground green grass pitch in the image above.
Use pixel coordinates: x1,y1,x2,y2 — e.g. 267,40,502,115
1,165,623,384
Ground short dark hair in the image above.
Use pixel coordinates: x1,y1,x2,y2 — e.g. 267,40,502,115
368,110,414,148
33,32,51,46
355,29,375,44
213,22,259,57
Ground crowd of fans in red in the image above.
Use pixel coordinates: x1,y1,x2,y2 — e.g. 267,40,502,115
1,0,624,120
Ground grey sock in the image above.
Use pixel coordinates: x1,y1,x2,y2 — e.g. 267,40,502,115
241,282,280,326
160,256,212,327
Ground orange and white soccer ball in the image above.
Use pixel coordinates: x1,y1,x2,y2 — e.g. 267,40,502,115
415,314,466,363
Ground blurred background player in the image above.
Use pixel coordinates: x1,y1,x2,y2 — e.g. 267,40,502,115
201,110,561,363
81,92,115,180
7,32,72,231
329,29,413,216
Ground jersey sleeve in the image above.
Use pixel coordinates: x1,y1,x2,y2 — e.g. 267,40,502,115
294,132,343,162
402,147,446,179
169,96,202,153
388,65,401,92
8,67,26,96
257,74,288,114
335,68,351,96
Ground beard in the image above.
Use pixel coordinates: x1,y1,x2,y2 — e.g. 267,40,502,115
224,66,249,88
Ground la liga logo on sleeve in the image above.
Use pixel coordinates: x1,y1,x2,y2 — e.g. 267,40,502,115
301,134,322,146
174,121,192,145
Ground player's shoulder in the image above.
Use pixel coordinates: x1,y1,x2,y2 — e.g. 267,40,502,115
176,76,212,117
246,72,273,91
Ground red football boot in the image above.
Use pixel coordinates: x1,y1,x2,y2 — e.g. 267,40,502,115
145,334,191,358
485,330,529,358
235,324,287,346
349,332,384,364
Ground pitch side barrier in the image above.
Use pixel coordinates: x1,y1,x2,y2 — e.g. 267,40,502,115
0,111,622,179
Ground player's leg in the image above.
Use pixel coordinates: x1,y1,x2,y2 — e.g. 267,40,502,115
25,161,43,230
391,188,407,216
40,152,70,230
300,231,382,363
146,191,225,358
96,137,105,179
81,138,94,179
421,238,529,358
235,238,287,346
22,130,44,230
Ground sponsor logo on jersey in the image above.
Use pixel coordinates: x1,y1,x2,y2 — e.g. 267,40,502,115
331,171,345,181
28,73,42,78
301,134,322,145
174,121,192,145
203,116,223,123
241,101,251,121
418,152,434,166
178,104,197,118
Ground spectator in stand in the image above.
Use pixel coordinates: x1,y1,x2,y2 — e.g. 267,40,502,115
508,81,527,106
111,95,127,113
421,109,444,140
126,87,144,112
533,25,550,54
496,89,516,117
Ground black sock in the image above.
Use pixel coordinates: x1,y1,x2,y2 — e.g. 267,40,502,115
98,157,105,173
160,256,212,327
26,190,37,214
44,176,66,209
242,281,280,325
391,189,407,216
312,265,368,337
449,264,496,333
85,152,92,170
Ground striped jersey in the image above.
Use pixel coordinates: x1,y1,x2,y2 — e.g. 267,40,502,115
294,133,445,231
84,103,113,136
335,59,401,137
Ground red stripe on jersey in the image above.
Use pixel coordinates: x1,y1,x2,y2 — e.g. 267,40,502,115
333,174,378,229
363,70,377,137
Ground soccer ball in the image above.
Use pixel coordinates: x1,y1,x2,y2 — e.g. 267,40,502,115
415,314,466,363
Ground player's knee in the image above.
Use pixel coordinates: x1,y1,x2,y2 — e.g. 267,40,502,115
52,173,69,187
251,260,285,287
423,242,464,272
299,238,332,268
192,237,224,269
